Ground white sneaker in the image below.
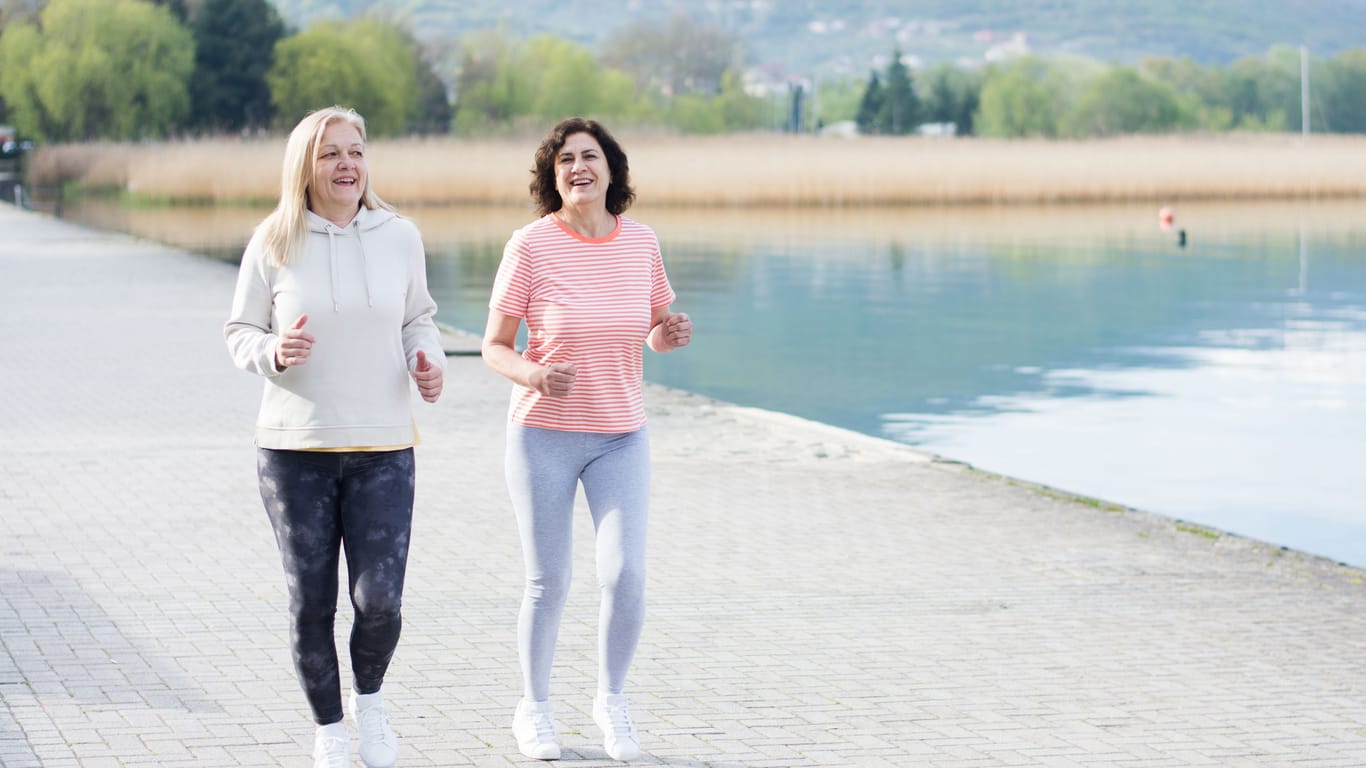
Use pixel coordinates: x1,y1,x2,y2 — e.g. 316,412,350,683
593,692,641,761
512,698,561,760
312,722,350,768
349,690,398,768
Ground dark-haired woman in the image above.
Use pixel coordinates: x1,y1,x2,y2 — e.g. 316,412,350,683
481,117,692,761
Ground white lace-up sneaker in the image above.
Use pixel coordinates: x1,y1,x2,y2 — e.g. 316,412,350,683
512,698,562,760
593,692,641,761
312,722,350,768
349,690,398,768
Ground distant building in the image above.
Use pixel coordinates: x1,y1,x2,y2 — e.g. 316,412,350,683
917,122,958,137
984,32,1031,62
819,120,859,138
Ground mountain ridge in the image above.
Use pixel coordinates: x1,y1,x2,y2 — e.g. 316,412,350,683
269,0,1366,77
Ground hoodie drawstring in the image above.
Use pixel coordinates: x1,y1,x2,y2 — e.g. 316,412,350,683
326,225,340,312
354,219,374,308
323,219,375,311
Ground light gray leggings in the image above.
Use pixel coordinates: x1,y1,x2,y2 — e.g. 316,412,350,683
505,424,650,702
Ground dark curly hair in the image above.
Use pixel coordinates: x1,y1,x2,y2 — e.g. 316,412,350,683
529,117,635,217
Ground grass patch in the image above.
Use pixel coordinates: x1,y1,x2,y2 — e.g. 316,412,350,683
1175,522,1220,539
1025,482,1125,512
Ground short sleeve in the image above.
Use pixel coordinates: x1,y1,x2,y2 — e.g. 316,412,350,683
490,229,533,318
648,233,676,309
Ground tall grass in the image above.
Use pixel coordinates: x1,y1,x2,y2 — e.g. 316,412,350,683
28,132,1366,207
60,197,1366,261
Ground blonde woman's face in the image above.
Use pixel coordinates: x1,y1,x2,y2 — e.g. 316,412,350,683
309,120,367,224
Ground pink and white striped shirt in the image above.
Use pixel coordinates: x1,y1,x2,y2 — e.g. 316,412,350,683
489,214,676,432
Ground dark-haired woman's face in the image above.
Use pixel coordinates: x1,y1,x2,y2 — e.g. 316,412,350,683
554,132,610,212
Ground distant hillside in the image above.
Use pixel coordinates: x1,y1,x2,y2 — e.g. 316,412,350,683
270,0,1366,77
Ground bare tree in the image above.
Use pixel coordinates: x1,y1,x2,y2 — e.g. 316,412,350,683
601,13,742,97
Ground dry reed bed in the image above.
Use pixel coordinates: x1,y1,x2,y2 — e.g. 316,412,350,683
62,197,1366,258
28,133,1366,208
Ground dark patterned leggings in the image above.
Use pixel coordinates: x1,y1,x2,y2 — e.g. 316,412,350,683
257,447,415,725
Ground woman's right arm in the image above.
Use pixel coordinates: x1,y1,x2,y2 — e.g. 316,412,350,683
482,309,575,396
224,245,284,377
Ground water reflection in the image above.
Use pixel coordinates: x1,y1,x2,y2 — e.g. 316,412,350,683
885,321,1366,564
55,199,1366,566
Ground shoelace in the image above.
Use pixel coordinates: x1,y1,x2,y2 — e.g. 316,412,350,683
356,705,392,744
530,710,557,740
602,701,635,736
315,735,348,768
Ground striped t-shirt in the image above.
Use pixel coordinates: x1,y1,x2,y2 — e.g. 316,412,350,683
489,214,676,432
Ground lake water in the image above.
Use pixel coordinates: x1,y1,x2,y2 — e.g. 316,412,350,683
56,199,1366,567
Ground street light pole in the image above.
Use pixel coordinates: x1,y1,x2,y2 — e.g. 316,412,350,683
1301,45,1310,140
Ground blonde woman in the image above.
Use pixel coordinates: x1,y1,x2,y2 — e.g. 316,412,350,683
225,106,445,768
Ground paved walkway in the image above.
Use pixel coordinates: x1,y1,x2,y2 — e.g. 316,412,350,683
1,203,1364,767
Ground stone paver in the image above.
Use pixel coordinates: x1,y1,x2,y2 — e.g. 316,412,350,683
1,203,1364,767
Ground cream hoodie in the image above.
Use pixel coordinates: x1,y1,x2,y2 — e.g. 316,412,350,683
225,207,446,449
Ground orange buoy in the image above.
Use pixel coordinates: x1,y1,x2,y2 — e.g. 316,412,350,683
1159,207,1175,231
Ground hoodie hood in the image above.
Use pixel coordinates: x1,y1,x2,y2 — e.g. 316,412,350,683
306,206,399,311
305,205,398,234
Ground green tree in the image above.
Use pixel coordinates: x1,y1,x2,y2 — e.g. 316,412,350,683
715,69,766,131
524,35,607,122
665,68,765,134
1320,49,1366,133
189,0,285,133
0,0,194,140
921,63,982,135
1258,45,1305,130
0,17,40,130
877,48,919,134
855,71,883,134
598,68,658,123
527,34,654,124
813,76,864,128
975,57,1065,138
452,31,654,134
149,0,187,23
412,41,453,134
1141,55,1232,131
268,18,419,136
668,93,724,134
1197,50,1299,131
451,29,530,133
1063,66,1190,137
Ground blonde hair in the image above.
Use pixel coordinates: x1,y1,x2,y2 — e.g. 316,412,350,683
255,106,393,266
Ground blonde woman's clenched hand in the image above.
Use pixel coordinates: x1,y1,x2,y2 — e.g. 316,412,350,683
275,314,315,370
412,350,443,403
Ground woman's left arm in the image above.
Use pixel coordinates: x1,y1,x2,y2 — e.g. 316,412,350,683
647,305,692,352
401,231,445,402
